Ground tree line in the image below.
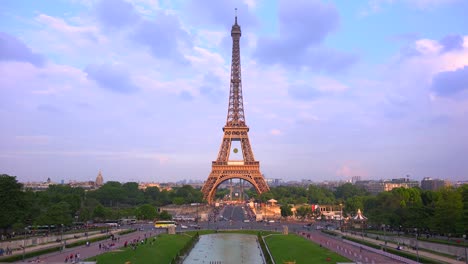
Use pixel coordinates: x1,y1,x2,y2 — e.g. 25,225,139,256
254,183,468,236
1,174,467,236
0,174,201,234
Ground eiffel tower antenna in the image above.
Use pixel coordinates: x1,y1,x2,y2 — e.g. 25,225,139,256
201,14,270,204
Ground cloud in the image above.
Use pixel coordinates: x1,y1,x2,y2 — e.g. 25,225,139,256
37,104,62,113
288,85,323,101
96,0,139,29
431,66,468,96
15,136,50,145
179,90,194,101
84,63,138,93
270,129,282,136
336,161,368,178
361,0,460,15
184,0,256,29
199,74,225,102
440,34,464,52
132,12,191,63
254,0,356,72
288,76,348,100
0,32,45,66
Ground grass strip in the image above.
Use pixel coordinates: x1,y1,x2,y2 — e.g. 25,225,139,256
265,234,350,264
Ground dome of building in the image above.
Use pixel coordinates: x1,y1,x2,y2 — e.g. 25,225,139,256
95,170,104,186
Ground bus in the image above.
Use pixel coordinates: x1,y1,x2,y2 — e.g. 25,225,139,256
154,220,176,229
119,218,137,225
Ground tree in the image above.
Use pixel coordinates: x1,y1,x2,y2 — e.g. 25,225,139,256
344,196,365,215
144,187,161,204
307,185,335,204
335,183,368,200
158,210,172,220
433,187,463,234
0,175,26,233
280,204,293,218
122,182,144,205
36,202,73,226
136,204,157,220
296,205,312,220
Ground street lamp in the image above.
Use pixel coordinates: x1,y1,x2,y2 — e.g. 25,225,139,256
415,228,419,263
463,234,467,264
339,203,343,231
23,228,27,261
382,224,387,252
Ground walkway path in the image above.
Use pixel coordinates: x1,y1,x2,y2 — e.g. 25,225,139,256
13,230,163,263
336,231,463,264
300,231,406,264
1,230,122,262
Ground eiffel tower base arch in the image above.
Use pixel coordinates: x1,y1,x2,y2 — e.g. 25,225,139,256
202,163,270,204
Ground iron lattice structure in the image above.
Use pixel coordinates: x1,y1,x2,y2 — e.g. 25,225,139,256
201,16,270,204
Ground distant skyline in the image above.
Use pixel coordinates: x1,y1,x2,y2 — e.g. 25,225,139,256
1,0,468,183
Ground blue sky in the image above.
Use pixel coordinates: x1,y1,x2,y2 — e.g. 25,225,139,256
1,0,468,183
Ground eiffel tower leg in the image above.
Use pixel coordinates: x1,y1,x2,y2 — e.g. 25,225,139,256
216,138,231,162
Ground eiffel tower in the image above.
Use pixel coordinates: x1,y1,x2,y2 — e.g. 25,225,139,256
201,14,270,204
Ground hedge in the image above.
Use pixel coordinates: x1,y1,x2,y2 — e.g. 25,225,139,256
257,233,273,264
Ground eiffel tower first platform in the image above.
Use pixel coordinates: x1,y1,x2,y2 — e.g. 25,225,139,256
201,14,270,204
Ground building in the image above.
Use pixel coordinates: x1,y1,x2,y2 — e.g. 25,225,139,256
351,176,361,184
95,170,104,187
421,177,451,191
356,177,419,194
138,182,161,190
23,177,56,191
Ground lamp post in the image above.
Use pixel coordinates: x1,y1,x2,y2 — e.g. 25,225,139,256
415,228,419,263
463,234,467,264
339,203,343,232
22,228,27,261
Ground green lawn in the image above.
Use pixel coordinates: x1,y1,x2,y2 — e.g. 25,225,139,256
265,234,351,264
87,234,191,264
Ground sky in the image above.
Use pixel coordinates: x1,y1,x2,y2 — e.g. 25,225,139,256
1,0,468,184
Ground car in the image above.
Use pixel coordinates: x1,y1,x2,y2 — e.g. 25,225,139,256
190,224,201,229
180,225,188,229
243,219,250,223
268,220,275,223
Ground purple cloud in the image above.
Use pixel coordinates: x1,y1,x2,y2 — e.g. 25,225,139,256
184,0,256,29
431,66,468,96
132,13,191,63
179,90,194,101
0,32,45,66
254,0,356,72
439,34,463,52
95,0,139,29
84,64,138,93
288,85,323,100
199,74,225,103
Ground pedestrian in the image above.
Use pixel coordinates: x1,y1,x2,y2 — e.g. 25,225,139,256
99,243,101,250
65,256,68,263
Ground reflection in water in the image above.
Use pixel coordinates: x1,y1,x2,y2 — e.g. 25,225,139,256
183,233,265,264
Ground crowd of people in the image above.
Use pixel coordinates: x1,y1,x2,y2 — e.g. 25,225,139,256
64,252,80,263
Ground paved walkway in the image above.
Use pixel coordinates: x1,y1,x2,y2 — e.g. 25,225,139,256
300,231,406,264
0,230,121,262
8,230,162,263
336,231,463,264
